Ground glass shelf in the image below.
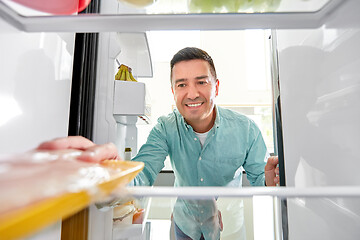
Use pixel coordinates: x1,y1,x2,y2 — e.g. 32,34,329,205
110,186,360,240
0,0,345,32
2,0,332,16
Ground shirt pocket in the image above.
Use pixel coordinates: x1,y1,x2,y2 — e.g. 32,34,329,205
213,151,245,185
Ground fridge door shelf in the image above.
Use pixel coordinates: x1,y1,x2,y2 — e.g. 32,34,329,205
113,80,151,124
115,32,153,78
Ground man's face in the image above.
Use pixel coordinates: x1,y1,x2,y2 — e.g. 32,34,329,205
171,59,219,127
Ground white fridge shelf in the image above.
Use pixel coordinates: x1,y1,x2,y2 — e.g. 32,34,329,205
0,0,347,32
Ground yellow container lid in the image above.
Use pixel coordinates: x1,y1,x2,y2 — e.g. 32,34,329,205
0,159,144,240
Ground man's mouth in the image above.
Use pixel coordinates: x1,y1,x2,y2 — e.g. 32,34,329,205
185,103,203,108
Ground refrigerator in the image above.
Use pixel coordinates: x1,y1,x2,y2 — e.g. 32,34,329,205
0,0,360,239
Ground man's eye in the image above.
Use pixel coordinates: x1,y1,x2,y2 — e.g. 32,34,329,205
177,83,186,88
198,81,207,85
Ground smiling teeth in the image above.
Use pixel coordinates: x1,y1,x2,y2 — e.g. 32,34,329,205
187,103,202,107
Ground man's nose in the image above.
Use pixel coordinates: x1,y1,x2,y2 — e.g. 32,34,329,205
187,84,200,100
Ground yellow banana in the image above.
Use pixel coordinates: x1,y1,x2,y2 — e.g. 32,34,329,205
125,69,131,81
115,67,122,80
115,64,126,80
129,71,137,82
115,64,138,82
120,69,126,80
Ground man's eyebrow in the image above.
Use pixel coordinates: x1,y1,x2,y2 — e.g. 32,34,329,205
174,75,209,84
174,78,187,84
195,75,209,80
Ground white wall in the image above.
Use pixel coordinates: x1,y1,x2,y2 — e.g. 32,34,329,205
142,30,272,118
0,18,74,155
277,1,360,239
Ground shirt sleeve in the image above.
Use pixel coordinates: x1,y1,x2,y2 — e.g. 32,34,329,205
131,120,169,186
242,121,268,186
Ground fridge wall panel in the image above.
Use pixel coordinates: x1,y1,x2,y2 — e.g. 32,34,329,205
92,0,152,147
93,32,118,145
277,1,360,239
0,10,75,240
277,26,360,188
0,16,75,155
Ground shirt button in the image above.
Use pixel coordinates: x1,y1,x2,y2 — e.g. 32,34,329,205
200,178,204,182
194,138,197,141
201,210,204,213
199,157,202,161
200,222,203,226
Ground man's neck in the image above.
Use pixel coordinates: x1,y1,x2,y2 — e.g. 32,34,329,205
187,108,216,133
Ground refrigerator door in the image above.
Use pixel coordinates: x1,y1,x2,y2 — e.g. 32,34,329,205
275,1,360,240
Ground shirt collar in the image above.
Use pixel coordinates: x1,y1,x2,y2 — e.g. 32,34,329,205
175,105,221,131
213,105,220,129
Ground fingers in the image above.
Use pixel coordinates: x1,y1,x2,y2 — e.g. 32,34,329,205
268,156,279,166
77,142,121,163
264,156,279,171
274,166,280,184
37,136,95,150
274,175,279,184
265,156,280,186
36,136,121,164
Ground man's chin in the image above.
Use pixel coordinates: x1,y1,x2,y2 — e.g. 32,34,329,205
182,114,203,124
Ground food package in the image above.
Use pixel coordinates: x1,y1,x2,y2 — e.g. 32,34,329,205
188,0,282,13
0,149,144,239
113,201,136,225
117,0,157,8
113,199,145,226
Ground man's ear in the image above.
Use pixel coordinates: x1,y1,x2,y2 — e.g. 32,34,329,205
171,86,174,95
215,79,220,97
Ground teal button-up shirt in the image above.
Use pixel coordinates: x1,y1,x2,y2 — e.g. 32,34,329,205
132,106,268,239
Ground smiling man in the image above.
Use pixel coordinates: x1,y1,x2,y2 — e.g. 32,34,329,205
129,47,279,240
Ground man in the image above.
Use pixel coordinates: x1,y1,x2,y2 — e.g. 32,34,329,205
38,47,279,240
131,47,278,186
128,47,278,239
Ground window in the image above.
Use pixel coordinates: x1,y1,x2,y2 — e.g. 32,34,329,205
137,30,273,170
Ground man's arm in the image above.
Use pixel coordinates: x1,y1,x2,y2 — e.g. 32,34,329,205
131,121,169,186
242,120,279,187
242,127,268,186
38,119,169,187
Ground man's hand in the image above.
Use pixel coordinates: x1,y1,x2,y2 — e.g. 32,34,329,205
36,136,120,163
264,156,279,186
